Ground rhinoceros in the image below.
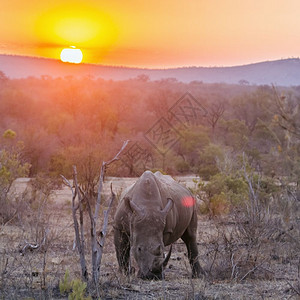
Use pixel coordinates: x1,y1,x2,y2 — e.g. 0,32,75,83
113,170,203,280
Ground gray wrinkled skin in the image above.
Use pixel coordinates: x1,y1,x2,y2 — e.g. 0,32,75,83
114,171,204,280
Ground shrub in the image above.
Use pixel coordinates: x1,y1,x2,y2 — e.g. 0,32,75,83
197,144,223,180
210,192,230,215
175,160,190,173
59,270,91,300
196,173,248,216
59,270,72,295
69,279,91,300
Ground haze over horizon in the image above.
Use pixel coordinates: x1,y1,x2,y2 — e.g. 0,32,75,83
1,0,300,68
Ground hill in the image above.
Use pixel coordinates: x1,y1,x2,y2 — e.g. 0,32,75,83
1,54,300,86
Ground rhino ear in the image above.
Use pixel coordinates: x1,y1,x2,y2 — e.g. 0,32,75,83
124,196,133,214
161,198,173,217
124,196,144,217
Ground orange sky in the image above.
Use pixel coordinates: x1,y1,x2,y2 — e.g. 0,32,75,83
0,0,300,68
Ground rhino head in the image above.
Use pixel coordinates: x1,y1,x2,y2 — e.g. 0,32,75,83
125,197,173,280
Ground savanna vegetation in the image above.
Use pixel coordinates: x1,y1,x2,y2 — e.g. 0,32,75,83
0,70,299,298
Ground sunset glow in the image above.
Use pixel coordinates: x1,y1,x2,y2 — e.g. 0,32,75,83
1,1,300,67
33,3,118,63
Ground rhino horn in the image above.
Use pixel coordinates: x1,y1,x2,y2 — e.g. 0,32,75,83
161,198,173,217
124,197,144,217
163,244,172,267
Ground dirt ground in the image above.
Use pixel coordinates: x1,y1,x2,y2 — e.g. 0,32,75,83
0,176,299,299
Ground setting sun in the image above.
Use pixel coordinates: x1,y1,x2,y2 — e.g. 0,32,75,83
60,46,83,64
33,3,118,64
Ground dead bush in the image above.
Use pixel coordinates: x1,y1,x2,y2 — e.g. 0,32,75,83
202,156,286,282
0,175,69,299
203,216,279,282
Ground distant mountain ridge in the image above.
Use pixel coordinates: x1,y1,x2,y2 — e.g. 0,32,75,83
0,54,300,86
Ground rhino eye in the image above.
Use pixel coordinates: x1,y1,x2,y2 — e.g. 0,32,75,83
153,245,162,256
137,246,142,252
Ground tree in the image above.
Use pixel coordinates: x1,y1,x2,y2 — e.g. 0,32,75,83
62,140,129,297
231,88,272,135
0,130,31,224
272,85,300,139
218,119,249,151
176,126,210,172
206,101,225,136
197,143,223,180
0,71,8,83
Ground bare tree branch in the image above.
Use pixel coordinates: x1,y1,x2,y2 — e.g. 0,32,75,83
94,140,129,222
240,261,265,281
60,175,73,194
96,184,116,269
20,242,39,255
62,140,129,291
207,102,225,135
73,166,88,281
64,166,88,282
286,281,300,296
91,140,129,289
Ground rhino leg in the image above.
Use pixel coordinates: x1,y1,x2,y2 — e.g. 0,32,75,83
181,212,204,278
114,229,130,275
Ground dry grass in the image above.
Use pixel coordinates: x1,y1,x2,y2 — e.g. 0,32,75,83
0,179,299,299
